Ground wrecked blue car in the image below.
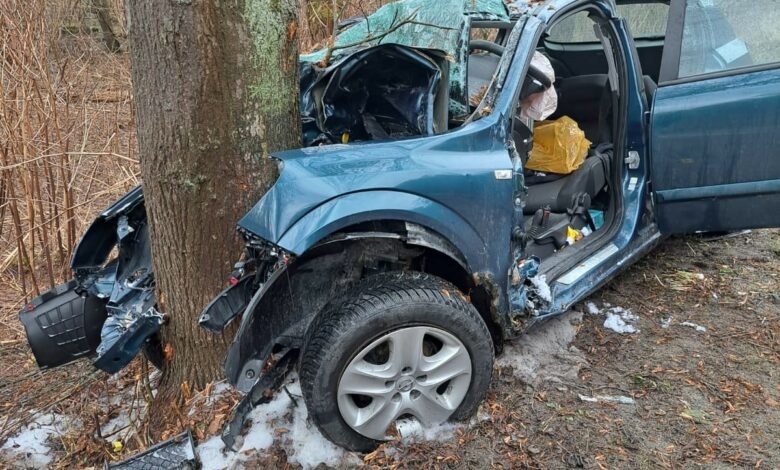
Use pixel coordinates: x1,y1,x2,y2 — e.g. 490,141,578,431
21,0,780,452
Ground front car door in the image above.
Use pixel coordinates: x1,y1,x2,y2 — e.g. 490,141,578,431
650,0,780,233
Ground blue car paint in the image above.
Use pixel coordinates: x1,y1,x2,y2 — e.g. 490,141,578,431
237,0,659,327
240,118,514,267
651,67,780,233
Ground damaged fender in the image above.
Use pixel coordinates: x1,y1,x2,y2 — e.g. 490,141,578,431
216,219,475,392
276,190,484,262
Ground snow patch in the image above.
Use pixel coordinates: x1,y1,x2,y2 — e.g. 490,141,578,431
100,380,146,442
1,413,78,467
603,313,637,334
497,310,587,384
282,382,351,469
578,394,635,405
581,301,640,334
661,317,673,329
530,274,552,303
197,378,359,470
585,301,600,315
188,381,233,417
206,382,232,406
601,306,639,334
681,321,707,332
395,419,458,444
196,435,231,470
100,410,131,439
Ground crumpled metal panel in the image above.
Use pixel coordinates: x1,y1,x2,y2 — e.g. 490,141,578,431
20,186,162,374
73,190,161,373
300,44,447,147
302,0,470,119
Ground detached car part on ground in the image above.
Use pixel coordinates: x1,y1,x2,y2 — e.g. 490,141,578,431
20,0,780,454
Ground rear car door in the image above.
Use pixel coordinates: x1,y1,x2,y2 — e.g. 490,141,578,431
650,0,780,233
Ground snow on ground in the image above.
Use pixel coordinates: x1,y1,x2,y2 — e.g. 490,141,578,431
100,409,131,440
603,310,638,334
198,307,631,467
205,383,232,406
583,302,640,334
1,412,79,468
197,378,360,470
681,321,707,332
578,394,635,405
496,310,587,384
395,419,459,443
197,375,473,470
99,376,148,443
188,381,233,418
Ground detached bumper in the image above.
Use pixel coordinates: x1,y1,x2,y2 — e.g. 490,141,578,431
19,186,162,373
19,280,106,369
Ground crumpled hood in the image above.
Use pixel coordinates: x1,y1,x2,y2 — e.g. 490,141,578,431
236,117,502,251
237,140,424,247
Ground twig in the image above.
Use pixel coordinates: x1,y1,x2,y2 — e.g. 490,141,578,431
283,385,298,407
319,8,415,66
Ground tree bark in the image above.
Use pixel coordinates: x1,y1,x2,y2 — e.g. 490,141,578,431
125,0,301,399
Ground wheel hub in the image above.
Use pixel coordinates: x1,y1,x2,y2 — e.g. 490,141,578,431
397,377,414,392
336,326,473,441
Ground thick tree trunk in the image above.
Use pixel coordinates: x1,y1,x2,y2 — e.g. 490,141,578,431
126,0,301,398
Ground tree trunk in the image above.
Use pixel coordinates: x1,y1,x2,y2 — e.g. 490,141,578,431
125,0,301,400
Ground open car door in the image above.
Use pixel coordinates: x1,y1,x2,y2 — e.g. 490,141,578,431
650,0,780,233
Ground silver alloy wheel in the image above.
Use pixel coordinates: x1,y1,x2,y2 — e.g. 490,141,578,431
336,326,472,440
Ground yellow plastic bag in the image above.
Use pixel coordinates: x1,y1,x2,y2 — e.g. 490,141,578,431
526,116,591,174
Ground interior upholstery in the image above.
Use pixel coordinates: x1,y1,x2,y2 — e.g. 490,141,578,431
523,150,610,214
551,74,609,143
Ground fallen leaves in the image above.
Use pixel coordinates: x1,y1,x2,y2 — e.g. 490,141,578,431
680,408,708,423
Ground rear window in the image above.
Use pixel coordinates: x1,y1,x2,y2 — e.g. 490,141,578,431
546,3,669,44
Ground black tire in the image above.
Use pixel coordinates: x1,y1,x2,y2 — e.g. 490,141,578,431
299,271,494,452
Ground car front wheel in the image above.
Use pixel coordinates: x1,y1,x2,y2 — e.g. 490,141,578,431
300,272,494,452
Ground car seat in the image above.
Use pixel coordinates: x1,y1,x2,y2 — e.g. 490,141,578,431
524,147,611,214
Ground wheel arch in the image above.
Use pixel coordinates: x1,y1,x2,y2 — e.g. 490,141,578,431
224,220,503,391
274,190,486,268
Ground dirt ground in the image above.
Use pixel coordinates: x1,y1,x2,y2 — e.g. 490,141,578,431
1,229,777,469
372,229,780,470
